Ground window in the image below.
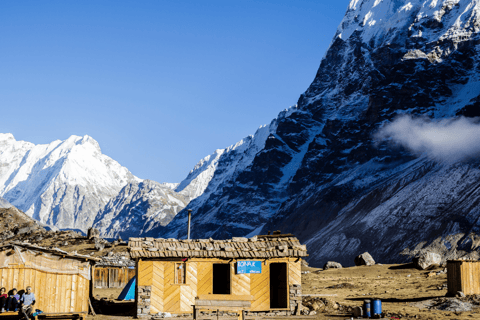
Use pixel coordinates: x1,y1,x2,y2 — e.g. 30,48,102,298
212,264,230,294
175,263,186,284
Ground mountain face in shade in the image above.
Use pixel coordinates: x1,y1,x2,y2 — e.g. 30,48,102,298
149,0,480,266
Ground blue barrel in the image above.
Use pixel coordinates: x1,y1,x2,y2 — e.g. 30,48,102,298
363,299,371,318
372,299,382,316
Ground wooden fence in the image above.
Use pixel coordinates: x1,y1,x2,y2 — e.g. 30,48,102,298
94,267,135,288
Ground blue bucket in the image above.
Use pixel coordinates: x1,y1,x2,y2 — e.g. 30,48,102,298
372,299,382,316
363,299,371,318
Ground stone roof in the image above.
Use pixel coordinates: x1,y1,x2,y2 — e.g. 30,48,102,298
128,234,308,259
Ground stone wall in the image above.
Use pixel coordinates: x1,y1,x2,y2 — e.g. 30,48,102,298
290,283,303,315
137,285,151,317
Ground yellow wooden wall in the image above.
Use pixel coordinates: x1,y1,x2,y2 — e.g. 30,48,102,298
447,261,480,295
0,268,89,313
138,258,301,314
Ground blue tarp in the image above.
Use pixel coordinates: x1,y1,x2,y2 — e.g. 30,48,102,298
118,276,136,301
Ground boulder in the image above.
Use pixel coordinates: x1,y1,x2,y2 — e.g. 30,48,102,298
414,252,442,270
323,261,342,270
87,227,100,239
352,306,363,318
355,252,376,266
94,239,105,251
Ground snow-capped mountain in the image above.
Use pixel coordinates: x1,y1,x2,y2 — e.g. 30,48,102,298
0,134,186,233
148,0,480,266
93,180,189,238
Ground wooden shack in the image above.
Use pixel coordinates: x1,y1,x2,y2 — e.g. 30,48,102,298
447,260,480,295
93,266,135,288
128,234,308,317
0,242,98,313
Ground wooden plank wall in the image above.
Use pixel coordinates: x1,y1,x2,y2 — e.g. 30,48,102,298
231,264,250,296
447,261,480,295
0,268,89,313
180,262,197,312
197,262,212,296
150,262,165,314
94,267,135,288
139,258,297,314
138,261,153,286
250,263,270,311
461,261,480,295
164,262,180,313
288,260,301,286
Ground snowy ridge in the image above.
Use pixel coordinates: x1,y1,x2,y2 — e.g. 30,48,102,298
338,0,480,46
93,180,189,238
0,134,140,230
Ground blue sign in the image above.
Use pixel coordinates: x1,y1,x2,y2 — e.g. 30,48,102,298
236,261,262,274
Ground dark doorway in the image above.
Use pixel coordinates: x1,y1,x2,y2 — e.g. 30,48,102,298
270,263,288,308
213,264,231,294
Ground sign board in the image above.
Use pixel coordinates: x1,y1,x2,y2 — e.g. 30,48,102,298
236,261,262,274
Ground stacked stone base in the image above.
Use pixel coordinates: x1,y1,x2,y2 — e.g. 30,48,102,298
289,284,303,315
137,285,152,317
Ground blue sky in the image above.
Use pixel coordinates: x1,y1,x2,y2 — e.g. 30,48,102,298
1,1,348,183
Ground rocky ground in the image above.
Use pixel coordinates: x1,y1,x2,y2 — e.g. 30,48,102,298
84,263,480,320
300,264,480,319
3,207,480,319
0,207,132,265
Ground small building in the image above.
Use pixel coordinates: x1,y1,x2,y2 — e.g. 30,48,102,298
128,234,308,317
0,242,98,313
93,264,135,289
447,260,480,295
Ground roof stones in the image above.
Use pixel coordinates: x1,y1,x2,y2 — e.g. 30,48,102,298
128,235,308,259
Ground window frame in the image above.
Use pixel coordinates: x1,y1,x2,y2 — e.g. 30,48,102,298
174,262,186,285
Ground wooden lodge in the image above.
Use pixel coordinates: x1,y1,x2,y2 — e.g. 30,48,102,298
447,260,480,295
0,242,98,313
128,234,308,318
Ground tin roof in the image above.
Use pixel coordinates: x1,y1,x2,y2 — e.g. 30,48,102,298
128,234,308,259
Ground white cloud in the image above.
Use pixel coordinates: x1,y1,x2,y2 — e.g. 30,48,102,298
374,115,480,163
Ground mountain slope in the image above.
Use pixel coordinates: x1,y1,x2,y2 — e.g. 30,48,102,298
0,133,141,230
93,180,189,238
153,0,480,266
0,133,190,236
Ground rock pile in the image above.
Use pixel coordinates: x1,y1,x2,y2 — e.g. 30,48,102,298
302,296,349,315
323,261,342,270
88,227,100,239
98,252,135,267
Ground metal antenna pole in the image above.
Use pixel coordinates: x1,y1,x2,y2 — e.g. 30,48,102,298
187,209,192,240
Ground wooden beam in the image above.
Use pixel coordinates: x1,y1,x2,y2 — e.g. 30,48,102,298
196,295,254,301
